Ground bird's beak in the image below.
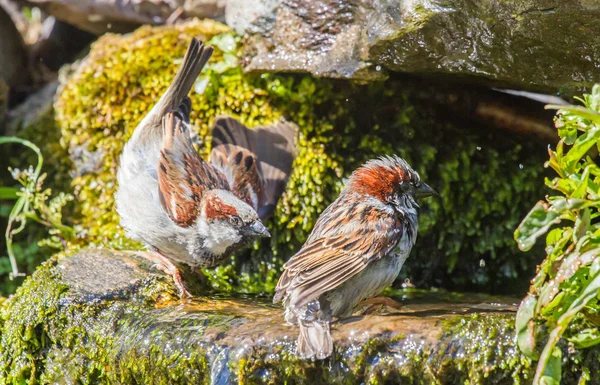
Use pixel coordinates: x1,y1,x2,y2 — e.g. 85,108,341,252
248,220,271,238
415,182,437,198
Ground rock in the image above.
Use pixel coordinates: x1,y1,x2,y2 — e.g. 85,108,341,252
184,0,226,20
21,0,226,35
0,250,525,383
57,249,156,298
232,0,600,95
32,18,95,72
6,81,57,136
1,249,598,383
226,0,280,35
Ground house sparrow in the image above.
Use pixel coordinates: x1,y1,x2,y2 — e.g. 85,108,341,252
273,156,436,360
116,38,297,297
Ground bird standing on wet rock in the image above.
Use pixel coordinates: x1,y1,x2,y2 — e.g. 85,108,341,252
274,156,436,360
115,38,297,297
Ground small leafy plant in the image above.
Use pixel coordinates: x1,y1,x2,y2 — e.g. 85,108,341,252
515,85,600,384
1,137,75,280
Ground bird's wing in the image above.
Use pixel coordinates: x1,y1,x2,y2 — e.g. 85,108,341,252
210,142,263,212
273,195,402,308
158,112,228,227
210,116,297,219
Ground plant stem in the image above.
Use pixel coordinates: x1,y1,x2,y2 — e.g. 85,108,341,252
0,136,43,280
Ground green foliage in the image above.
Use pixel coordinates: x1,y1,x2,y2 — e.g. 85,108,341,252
0,137,74,284
514,85,600,384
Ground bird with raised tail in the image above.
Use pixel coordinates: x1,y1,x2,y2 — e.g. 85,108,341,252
273,156,436,360
116,38,297,297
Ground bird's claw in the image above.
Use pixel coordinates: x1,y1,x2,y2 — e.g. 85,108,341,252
358,296,403,315
146,254,192,299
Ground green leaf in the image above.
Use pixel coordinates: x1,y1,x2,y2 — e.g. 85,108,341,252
558,125,578,144
534,272,600,384
553,178,578,196
590,257,600,277
561,126,600,174
573,208,591,244
572,165,591,199
568,328,600,349
546,228,565,246
207,33,237,54
0,187,19,200
515,202,561,251
546,104,600,125
541,292,564,316
516,294,539,359
539,347,562,385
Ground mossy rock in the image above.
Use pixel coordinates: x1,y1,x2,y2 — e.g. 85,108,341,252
2,249,598,384
238,0,600,96
10,19,548,296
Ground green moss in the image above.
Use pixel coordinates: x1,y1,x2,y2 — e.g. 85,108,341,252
7,19,547,296
1,260,597,384
436,314,534,384
0,253,210,384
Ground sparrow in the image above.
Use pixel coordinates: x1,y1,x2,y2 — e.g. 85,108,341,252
273,155,436,360
115,38,297,297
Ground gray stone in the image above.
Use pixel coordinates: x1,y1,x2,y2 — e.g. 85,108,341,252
5,81,57,136
20,0,225,35
2,249,599,383
57,249,153,298
232,0,600,95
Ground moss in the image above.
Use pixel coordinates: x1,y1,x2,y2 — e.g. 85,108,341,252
1,259,597,384
6,19,547,296
435,315,534,384
0,253,206,384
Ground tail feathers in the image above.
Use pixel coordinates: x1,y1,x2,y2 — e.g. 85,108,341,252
156,37,213,119
211,116,298,219
297,320,333,360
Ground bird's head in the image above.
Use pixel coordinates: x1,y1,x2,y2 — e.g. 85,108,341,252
345,155,436,212
199,189,270,254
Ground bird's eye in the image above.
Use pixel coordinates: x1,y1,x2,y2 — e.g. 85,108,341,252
229,216,242,226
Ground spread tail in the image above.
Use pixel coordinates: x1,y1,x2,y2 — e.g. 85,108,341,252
211,116,298,219
297,320,333,360
156,37,213,118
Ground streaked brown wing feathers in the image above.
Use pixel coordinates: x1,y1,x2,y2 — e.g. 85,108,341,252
275,202,401,308
158,113,227,227
210,116,297,219
211,144,263,210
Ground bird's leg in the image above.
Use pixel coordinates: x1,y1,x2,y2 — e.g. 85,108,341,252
359,296,403,315
145,251,192,298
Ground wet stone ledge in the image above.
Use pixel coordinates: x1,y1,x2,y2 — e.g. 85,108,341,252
0,249,596,384
232,0,600,96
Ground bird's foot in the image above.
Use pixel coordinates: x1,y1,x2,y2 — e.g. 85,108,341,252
146,252,192,299
358,296,403,315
